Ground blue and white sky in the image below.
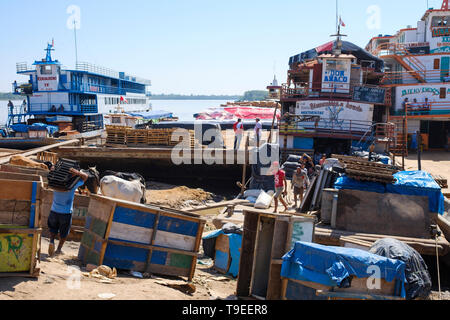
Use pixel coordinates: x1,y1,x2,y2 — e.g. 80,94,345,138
0,0,444,94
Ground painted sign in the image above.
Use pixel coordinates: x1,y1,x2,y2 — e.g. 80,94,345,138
37,65,59,92
322,59,351,93
296,100,374,131
353,86,386,104
394,84,450,111
432,28,450,37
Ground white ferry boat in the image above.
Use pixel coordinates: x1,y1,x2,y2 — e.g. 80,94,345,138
6,42,152,146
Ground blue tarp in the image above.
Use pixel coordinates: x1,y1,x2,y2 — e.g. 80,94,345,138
203,230,242,278
128,110,173,120
334,175,386,194
386,171,445,215
334,171,445,214
281,242,407,298
11,123,59,135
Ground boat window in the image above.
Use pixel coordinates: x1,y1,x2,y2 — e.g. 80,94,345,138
41,65,52,75
112,117,121,124
432,16,450,27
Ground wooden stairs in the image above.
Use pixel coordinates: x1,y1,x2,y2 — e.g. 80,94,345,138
388,116,408,157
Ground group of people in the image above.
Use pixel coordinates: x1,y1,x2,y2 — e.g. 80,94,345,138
7,99,27,115
233,118,263,150
271,153,327,213
402,97,432,112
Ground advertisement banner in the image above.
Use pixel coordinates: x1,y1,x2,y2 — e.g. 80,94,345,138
296,100,374,132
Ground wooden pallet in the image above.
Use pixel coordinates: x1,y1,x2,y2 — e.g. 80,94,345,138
432,174,448,189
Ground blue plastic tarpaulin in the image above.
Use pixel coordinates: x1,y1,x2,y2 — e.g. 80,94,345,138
203,230,242,278
29,123,59,135
386,171,445,215
281,242,407,298
334,175,386,194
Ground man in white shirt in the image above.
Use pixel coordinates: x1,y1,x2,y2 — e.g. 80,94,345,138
254,118,262,147
234,119,244,150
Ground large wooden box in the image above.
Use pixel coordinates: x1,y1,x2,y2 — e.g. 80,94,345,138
78,195,206,281
236,210,315,300
0,179,43,277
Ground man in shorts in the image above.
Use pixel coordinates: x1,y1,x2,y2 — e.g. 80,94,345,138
292,166,310,209
48,168,88,257
272,162,289,213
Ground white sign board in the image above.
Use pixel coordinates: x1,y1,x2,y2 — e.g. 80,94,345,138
296,100,374,132
37,65,59,92
322,58,351,94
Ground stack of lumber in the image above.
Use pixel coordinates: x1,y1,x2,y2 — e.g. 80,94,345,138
431,174,448,189
314,226,450,256
332,154,399,184
126,128,148,146
148,128,175,146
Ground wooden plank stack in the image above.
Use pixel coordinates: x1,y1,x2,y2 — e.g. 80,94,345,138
431,174,448,189
105,126,127,145
332,154,399,184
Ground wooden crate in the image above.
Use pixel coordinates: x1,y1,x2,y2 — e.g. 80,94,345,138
236,209,315,300
0,179,43,278
126,129,149,146
78,195,206,281
106,126,127,145
0,164,49,184
214,233,232,274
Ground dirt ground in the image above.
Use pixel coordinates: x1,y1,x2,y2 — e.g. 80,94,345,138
0,237,237,301
396,151,450,193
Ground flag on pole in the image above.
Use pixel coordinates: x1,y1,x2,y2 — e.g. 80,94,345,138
52,38,54,47
339,16,346,27
120,96,128,104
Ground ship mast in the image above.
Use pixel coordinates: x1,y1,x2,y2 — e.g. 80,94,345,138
330,0,347,55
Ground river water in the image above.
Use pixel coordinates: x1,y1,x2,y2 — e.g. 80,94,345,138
0,99,230,126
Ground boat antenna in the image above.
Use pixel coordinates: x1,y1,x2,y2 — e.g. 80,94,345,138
73,19,79,68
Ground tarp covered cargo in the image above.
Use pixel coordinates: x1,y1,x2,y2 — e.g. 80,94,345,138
334,175,386,194
334,171,445,214
369,238,432,300
281,242,407,298
289,40,384,72
386,171,445,215
11,123,59,135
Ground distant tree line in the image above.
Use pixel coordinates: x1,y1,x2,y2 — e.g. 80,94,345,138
149,90,269,101
0,92,18,100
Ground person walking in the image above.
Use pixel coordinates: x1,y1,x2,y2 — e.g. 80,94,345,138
292,167,310,209
272,161,289,213
233,118,244,150
48,168,88,257
254,118,262,147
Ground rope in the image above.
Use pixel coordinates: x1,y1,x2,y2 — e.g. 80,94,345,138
435,235,442,300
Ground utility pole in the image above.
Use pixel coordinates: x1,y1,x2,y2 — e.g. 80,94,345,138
74,20,79,67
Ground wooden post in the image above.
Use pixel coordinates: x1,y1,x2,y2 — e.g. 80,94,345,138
417,130,422,171
240,135,249,196
402,117,406,171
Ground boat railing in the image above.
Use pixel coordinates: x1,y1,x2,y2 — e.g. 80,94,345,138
281,82,382,102
16,62,33,73
75,62,151,85
382,69,450,84
401,101,450,116
70,82,146,95
28,103,98,115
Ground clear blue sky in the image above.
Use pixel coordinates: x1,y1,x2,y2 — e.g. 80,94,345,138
0,0,443,95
